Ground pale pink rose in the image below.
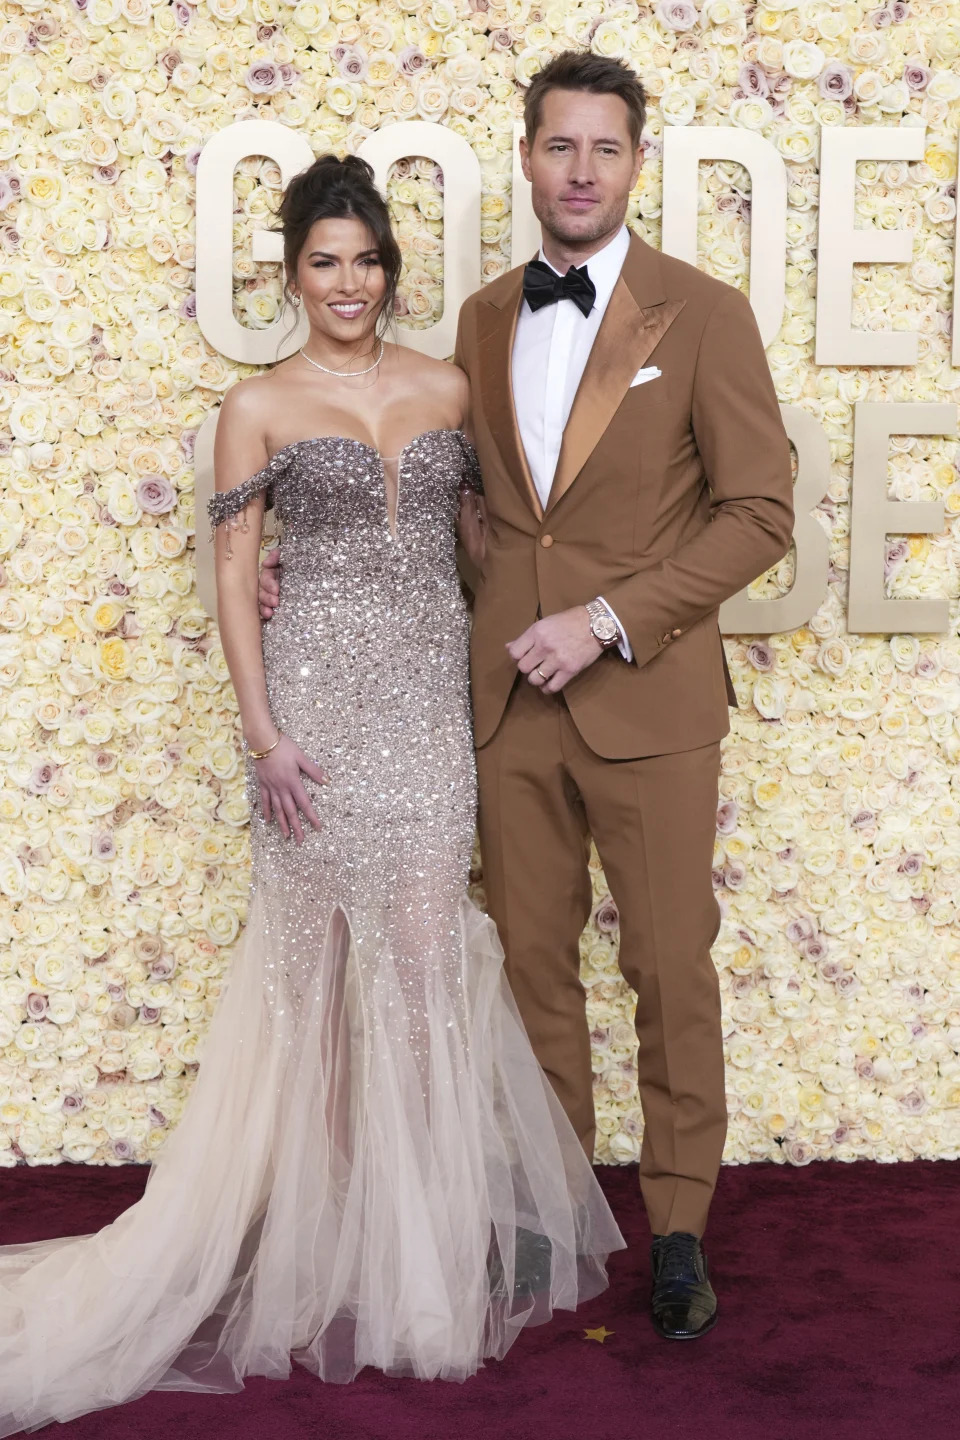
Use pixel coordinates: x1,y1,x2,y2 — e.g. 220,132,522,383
136,474,176,514
904,63,930,91
148,1106,167,1127
786,916,816,944
336,45,368,81
112,1139,136,1161
62,1094,85,1114
818,62,853,101
245,61,283,94
784,1139,814,1165
851,809,876,830
723,860,747,891
655,0,699,32
738,62,769,97
92,832,115,859
26,992,48,1019
747,641,775,672
716,800,739,835
594,898,620,934
897,852,923,876
398,46,427,77
33,13,59,39
27,763,57,794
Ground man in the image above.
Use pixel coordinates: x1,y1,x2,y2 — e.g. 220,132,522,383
259,51,794,1340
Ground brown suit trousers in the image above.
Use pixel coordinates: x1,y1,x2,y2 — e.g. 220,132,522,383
456,233,794,1236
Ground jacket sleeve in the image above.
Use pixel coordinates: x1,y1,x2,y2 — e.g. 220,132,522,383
600,283,795,670
453,301,481,596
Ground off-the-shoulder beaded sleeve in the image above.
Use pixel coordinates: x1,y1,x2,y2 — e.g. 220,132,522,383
457,433,484,496
207,449,288,542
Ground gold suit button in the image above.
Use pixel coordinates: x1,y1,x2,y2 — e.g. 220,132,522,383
540,534,554,548
672,628,682,638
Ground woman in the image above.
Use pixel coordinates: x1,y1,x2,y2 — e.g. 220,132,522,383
0,156,622,1432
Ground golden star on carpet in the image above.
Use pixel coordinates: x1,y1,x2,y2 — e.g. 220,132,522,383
583,1325,614,1343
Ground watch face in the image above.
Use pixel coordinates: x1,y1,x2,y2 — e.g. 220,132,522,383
593,612,618,643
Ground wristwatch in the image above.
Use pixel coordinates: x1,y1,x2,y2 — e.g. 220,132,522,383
585,598,621,650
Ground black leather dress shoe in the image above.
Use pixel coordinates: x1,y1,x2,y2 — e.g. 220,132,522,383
488,1227,553,1300
650,1231,718,1340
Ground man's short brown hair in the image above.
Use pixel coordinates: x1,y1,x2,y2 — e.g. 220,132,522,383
524,51,647,149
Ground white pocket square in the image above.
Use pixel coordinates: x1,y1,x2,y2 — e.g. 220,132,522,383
630,365,661,388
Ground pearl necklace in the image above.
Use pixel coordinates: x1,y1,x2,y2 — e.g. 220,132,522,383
299,340,384,378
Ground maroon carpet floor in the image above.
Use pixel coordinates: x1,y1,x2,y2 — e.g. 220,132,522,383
1,1159,956,1440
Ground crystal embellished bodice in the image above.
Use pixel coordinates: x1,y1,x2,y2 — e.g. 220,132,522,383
207,428,484,997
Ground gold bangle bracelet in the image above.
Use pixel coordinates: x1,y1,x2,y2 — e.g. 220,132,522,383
246,733,282,760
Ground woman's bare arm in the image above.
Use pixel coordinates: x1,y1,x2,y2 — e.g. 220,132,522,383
212,381,277,751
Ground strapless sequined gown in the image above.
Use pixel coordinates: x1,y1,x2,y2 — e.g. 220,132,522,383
0,430,622,1433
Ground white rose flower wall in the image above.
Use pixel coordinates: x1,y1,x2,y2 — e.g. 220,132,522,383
1,0,959,1170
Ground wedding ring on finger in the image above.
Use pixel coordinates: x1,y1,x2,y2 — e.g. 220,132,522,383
536,665,547,680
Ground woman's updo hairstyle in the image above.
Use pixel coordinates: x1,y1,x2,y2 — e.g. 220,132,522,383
277,154,402,339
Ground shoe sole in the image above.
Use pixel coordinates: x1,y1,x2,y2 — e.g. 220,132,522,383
651,1305,719,1341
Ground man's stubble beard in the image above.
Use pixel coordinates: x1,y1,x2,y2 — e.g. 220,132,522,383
535,193,630,255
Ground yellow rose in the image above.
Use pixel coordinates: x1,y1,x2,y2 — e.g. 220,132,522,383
99,637,132,681
90,599,125,632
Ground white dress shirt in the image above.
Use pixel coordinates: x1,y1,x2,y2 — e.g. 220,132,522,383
511,224,634,662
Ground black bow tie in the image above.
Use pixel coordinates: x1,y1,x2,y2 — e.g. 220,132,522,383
522,259,596,318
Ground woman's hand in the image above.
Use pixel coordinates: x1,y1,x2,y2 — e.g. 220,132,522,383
258,544,282,621
457,485,487,573
252,735,329,844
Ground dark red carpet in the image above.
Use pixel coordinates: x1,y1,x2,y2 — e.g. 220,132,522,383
2,1159,956,1440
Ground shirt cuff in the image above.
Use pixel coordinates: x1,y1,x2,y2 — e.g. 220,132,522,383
597,596,633,663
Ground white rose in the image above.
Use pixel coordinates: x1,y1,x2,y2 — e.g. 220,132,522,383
729,96,773,130
783,40,825,80
6,82,40,116
660,85,697,126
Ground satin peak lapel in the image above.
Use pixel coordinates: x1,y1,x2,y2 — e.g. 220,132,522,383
477,277,543,520
546,282,685,517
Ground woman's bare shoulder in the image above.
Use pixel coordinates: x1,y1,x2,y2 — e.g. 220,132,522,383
218,370,291,426
397,348,470,418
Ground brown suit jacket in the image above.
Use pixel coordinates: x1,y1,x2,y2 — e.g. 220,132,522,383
454,231,795,760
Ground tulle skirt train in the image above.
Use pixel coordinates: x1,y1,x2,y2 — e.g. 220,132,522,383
0,883,623,1434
